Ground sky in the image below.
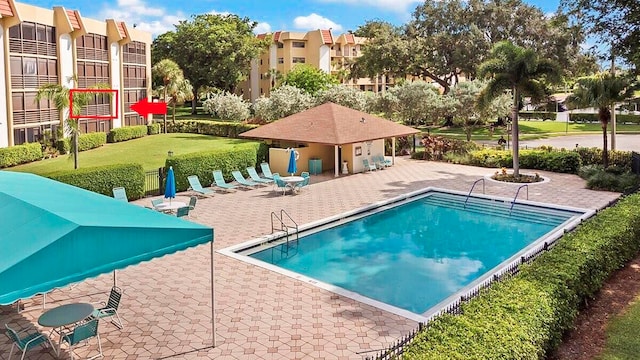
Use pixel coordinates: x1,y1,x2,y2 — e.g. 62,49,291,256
23,0,562,37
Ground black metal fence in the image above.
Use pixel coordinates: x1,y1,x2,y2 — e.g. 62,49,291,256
144,167,164,196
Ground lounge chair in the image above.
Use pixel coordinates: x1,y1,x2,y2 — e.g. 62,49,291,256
246,167,273,184
376,154,392,168
272,174,288,195
212,170,237,192
112,187,128,202
363,159,377,172
5,324,55,360
372,155,386,170
231,170,261,188
260,162,275,179
61,319,102,360
187,175,215,197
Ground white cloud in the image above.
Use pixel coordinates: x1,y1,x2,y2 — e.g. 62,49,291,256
254,22,272,34
208,10,231,16
317,0,421,13
293,13,342,31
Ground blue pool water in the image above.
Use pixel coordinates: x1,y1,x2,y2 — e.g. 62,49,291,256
249,192,580,315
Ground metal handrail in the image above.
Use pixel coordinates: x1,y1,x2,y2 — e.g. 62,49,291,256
509,184,529,215
280,209,299,246
270,211,285,234
463,178,485,208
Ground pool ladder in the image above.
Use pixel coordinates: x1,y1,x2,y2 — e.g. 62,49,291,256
463,178,485,208
509,185,529,215
271,209,299,256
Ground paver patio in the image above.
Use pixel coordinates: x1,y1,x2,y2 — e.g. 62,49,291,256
0,158,621,360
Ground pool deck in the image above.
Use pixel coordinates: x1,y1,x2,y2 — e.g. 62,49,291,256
0,158,621,360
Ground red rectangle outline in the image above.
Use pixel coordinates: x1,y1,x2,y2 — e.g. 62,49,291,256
69,89,119,120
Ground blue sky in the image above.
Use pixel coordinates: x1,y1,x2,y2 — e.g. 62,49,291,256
24,0,561,37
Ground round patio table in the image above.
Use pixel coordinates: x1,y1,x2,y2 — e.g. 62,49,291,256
280,176,305,194
38,302,95,328
154,201,187,212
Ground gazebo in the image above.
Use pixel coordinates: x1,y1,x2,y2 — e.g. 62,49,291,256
240,102,419,176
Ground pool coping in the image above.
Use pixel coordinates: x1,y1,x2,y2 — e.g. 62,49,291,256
218,186,597,324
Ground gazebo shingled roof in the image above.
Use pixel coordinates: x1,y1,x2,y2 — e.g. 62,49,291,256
239,102,419,145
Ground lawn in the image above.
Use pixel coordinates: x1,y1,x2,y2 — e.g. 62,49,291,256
8,133,258,175
599,296,640,359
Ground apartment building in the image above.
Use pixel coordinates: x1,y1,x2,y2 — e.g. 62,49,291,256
237,29,392,102
0,0,151,148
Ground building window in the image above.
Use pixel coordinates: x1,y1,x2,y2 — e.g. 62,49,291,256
77,34,108,61
9,56,58,89
292,41,305,48
123,41,146,64
259,59,263,65
292,57,305,64
8,22,57,56
278,58,284,64
277,42,284,49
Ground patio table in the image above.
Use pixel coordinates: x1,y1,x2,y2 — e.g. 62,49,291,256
154,201,187,212
38,302,94,356
280,176,305,194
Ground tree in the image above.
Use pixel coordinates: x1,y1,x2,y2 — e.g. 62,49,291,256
202,92,251,121
566,73,636,167
252,85,315,122
265,68,283,90
477,41,561,176
280,65,338,95
36,80,110,169
152,59,184,132
315,85,369,111
151,14,270,113
384,81,454,126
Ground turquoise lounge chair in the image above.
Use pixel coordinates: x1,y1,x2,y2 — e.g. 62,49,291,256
212,170,237,192
112,187,128,202
246,167,273,184
363,159,377,172
187,175,215,197
260,162,275,179
231,170,260,188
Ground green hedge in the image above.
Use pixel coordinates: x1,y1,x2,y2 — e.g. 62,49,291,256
569,113,599,123
0,143,42,168
465,149,581,173
47,163,145,200
165,144,259,191
107,125,148,143
518,112,556,121
404,194,640,359
570,113,640,124
56,132,107,154
576,147,633,171
147,123,161,135
166,120,258,138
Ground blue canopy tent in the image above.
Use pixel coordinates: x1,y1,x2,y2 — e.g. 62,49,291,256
0,171,216,346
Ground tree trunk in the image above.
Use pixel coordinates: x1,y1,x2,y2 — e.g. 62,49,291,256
191,98,197,115
163,87,167,134
172,103,176,123
512,88,520,177
73,132,79,170
599,107,610,168
466,127,472,142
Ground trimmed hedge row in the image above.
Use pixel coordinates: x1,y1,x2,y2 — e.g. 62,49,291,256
55,132,108,154
147,123,161,135
47,163,145,200
166,120,258,138
518,111,556,121
404,194,640,359
576,147,633,171
165,144,259,192
107,125,148,143
0,142,42,168
570,113,640,124
466,149,581,173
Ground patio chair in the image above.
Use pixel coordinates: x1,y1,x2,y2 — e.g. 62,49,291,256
231,170,261,188
176,206,190,218
5,324,55,360
188,196,197,210
260,162,275,179
372,155,386,170
112,187,128,202
246,167,273,184
212,170,237,192
187,175,215,197
301,171,310,178
61,319,102,360
363,159,377,172
91,286,124,329
293,176,310,192
379,155,393,167
272,174,288,196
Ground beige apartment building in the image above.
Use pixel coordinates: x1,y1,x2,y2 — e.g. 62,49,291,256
238,29,392,102
0,0,151,148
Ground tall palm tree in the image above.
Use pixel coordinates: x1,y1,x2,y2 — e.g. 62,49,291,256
477,41,561,177
265,68,282,90
36,80,110,169
162,78,194,122
566,73,636,168
152,59,183,133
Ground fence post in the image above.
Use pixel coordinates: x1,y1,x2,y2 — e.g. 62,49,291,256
158,167,165,195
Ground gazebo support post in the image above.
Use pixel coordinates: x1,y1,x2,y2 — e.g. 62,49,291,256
392,137,396,165
211,239,216,348
334,145,339,177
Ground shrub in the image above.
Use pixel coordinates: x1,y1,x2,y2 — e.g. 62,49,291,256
78,132,107,151
576,147,632,172
252,85,315,122
47,163,145,200
147,123,161,135
107,125,148,143
586,170,640,193
166,120,257,138
0,143,43,168
56,138,70,154
403,194,640,359
417,135,478,160
518,111,556,121
462,149,581,173
569,113,599,123
165,144,259,191
202,92,251,121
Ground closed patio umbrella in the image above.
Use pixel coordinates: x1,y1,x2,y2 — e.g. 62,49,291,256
287,149,298,176
165,166,176,204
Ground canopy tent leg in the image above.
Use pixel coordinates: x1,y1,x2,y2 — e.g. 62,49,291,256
113,270,117,287
334,145,339,177
392,137,396,165
211,240,216,348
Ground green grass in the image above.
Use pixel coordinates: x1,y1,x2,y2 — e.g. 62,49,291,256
8,133,257,175
598,297,640,360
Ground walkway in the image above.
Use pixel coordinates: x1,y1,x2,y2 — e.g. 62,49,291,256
0,158,621,360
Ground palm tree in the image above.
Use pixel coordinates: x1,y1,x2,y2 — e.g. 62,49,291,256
566,73,636,168
36,80,110,169
152,59,183,133
165,78,194,122
477,41,561,177
265,68,282,90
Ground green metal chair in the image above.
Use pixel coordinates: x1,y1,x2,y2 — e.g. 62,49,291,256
112,187,128,202
188,196,197,210
5,324,55,360
61,319,102,360
91,286,124,329
293,176,310,192
176,206,190,218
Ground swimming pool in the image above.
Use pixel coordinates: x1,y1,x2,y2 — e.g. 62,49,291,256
221,188,593,321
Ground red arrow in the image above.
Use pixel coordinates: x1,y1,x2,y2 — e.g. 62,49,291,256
130,99,167,117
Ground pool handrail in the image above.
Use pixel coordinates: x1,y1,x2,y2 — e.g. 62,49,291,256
509,184,529,215
463,178,485,208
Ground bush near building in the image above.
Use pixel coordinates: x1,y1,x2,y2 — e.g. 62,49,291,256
47,163,145,200
107,125,149,143
0,143,42,168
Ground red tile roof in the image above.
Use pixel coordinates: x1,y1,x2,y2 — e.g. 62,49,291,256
320,29,333,44
67,10,81,30
256,33,266,40
117,22,127,38
0,0,14,17
345,33,355,44
273,31,281,42
240,102,419,145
